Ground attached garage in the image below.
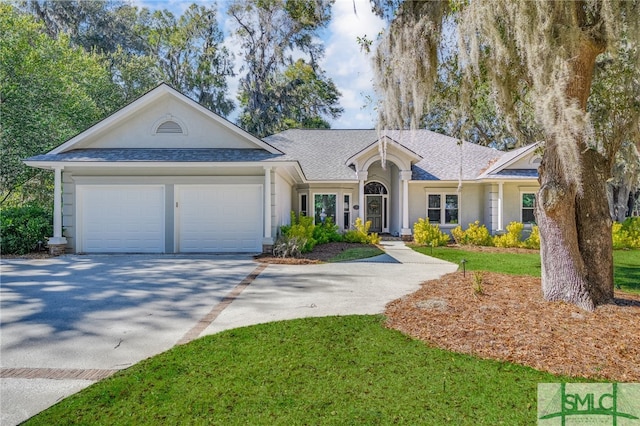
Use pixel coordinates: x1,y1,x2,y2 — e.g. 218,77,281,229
23,84,296,255
77,185,165,253
176,185,263,253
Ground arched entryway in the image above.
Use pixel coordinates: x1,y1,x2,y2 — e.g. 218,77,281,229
364,181,388,233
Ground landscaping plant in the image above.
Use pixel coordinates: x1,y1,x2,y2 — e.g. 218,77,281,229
493,222,540,250
280,212,316,253
452,221,493,246
412,218,450,246
0,205,52,254
312,217,343,245
344,217,380,244
612,217,640,249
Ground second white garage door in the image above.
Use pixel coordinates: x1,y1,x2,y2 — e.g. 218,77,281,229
176,185,263,253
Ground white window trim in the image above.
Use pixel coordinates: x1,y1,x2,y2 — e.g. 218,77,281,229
427,193,460,226
312,193,338,225
343,193,352,230
520,191,537,226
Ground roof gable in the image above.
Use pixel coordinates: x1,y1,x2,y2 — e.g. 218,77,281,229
345,135,422,171
50,84,281,155
478,143,540,179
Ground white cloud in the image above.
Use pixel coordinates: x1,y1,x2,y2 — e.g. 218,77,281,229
322,0,386,128
130,0,386,129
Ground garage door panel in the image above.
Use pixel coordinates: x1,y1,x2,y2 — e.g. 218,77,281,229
79,186,165,253
177,185,262,253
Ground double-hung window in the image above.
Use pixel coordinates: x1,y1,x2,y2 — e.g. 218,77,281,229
428,194,458,225
521,193,536,224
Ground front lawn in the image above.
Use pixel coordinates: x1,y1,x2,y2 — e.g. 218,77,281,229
25,315,577,425
413,246,639,294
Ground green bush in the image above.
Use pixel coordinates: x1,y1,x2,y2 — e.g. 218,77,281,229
344,217,380,244
413,218,450,246
523,225,540,249
312,217,343,245
451,221,493,246
282,212,316,253
493,221,525,248
613,218,640,249
0,205,53,255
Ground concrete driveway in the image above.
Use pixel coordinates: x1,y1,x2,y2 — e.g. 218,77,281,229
1,242,457,425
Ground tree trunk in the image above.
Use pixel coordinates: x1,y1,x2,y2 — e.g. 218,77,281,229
608,183,632,222
536,38,613,312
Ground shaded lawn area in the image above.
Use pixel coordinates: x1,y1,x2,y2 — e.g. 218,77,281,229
25,316,582,426
412,246,639,294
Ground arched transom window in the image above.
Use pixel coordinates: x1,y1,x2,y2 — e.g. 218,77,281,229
364,182,388,194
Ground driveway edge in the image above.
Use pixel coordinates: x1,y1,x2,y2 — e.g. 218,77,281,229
176,263,268,345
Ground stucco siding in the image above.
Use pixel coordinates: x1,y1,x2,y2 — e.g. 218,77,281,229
62,171,76,252
275,172,292,230
74,98,257,150
503,182,539,226
460,184,485,227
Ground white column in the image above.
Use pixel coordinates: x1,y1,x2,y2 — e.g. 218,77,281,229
498,181,504,232
48,167,67,245
356,170,368,222
263,167,273,244
400,170,412,238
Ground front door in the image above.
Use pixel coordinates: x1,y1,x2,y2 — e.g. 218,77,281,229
366,195,383,233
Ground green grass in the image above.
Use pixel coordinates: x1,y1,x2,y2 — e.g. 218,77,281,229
413,246,639,293
613,250,640,293
327,246,384,262
412,246,542,276
25,315,578,426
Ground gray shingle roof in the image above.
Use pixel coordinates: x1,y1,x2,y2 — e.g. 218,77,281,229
265,129,503,181
477,143,539,178
26,130,538,182
26,148,283,163
264,129,376,180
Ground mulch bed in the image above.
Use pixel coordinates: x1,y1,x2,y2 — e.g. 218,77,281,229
385,271,640,382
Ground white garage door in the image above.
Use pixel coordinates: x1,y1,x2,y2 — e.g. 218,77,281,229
177,185,262,253
78,185,165,253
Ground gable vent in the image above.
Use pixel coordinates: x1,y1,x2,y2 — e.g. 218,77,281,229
156,120,183,134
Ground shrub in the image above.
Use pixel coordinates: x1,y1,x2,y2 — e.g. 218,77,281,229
344,217,380,244
0,205,53,255
523,225,540,249
413,218,450,246
452,221,493,246
273,235,307,258
282,212,316,253
493,221,525,248
613,218,640,249
312,217,343,245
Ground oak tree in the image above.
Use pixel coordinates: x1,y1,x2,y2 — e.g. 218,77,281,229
371,1,640,310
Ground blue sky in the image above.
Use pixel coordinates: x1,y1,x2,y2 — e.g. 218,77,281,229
133,0,386,129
